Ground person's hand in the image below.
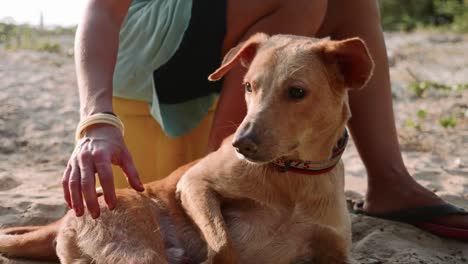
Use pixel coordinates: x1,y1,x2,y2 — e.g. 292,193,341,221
62,124,144,218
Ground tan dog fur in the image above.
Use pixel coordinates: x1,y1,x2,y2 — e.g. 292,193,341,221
0,34,373,264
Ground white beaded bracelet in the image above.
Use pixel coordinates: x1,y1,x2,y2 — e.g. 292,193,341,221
75,113,125,142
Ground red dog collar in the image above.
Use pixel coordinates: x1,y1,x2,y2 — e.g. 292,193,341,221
271,129,349,175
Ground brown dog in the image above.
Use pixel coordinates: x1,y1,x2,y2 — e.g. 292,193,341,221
0,33,373,264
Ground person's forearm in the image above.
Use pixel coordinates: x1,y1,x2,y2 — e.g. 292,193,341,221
75,0,131,119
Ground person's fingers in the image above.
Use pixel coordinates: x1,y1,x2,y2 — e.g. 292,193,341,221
69,160,84,217
78,150,100,219
120,150,144,192
61,164,72,208
95,154,116,210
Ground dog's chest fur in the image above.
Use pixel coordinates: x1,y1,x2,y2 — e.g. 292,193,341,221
218,161,350,263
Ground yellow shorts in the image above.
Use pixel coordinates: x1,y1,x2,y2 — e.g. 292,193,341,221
111,97,216,188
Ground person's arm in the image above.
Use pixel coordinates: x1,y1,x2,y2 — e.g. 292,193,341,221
75,0,130,117
62,0,143,220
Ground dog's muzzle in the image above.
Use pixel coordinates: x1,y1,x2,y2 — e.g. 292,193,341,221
232,134,259,158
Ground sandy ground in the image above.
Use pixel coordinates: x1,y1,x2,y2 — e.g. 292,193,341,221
0,32,467,263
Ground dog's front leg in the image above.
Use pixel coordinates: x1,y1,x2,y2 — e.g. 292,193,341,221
177,176,238,264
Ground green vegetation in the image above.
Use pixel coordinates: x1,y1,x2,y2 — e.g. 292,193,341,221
0,22,75,53
404,80,467,129
405,118,422,130
407,80,468,97
406,109,465,130
380,0,468,32
439,116,457,128
417,109,427,119
406,114,461,130
36,42,61,53
1,0,467,54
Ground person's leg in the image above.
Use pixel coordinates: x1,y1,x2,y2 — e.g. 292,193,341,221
320,0,467,228
209,0,468,228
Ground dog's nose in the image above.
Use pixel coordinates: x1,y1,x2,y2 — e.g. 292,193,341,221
232,135,258,157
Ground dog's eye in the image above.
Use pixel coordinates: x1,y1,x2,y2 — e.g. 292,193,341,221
244,82,252,93
288,87,306,100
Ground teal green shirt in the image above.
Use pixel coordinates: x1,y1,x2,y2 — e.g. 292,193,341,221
113,0,216,137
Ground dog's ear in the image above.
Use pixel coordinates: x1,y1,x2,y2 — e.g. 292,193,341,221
320,38,374,90
208,33,269,81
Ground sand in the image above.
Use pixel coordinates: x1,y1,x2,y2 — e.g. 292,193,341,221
0,32,467,264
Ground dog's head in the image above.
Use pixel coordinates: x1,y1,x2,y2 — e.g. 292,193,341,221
209,33,374,164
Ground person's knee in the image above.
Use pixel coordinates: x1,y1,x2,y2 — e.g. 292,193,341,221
281,0,326,16
366,0,382,23
280,0,328,35
342,0,382,26
225,0,327,49
306,0,329,10
320,0,382,38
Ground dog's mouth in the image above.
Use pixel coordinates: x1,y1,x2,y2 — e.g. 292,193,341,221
235,151,271,165
234,142,300,165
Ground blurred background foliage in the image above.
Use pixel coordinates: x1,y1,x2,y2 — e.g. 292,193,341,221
0,20,75,53
379,0,468,32
0,0,467,54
